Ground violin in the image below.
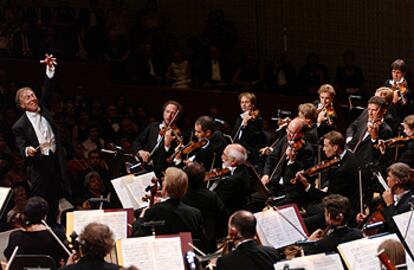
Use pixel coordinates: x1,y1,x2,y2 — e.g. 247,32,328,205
249,109,260,120
287,137,305,152
391,80,408,105
204,168,231,182
167,138,208,163
291,157,340,184
160,124,183,144
142,177,160,207
376,135,414,155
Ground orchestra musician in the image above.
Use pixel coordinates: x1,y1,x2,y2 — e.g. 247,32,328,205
314,84,337,137
216,210,280,270
356,162,414,234
132,167,207,248
398,115,414,167
4,197,69,265
377,239,407,270
182,162,228,252
232,92,267,169
261,117,315,207
295,131,359,231
298,103,319,145
171,116,227,170
375,87,401,135
346,96,393,196
210,144,252,214
383,58,413,120
132,100,182,175
62,223,120,270
378,115,414,167
304,194,362,255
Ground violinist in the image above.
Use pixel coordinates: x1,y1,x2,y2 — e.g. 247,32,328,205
211,144,252,214
298,103,319,145
314,84,337,137
378,115,414,167
346,96,393,185
182,162,228,252
132,100,182,175
398,115,414,167
304,194,362,255
132,167,207,248
170,116,227,170
4,197,69,265
261,117,315,207
295,131,359,231
216,210,280,270
357,163,414,234
232,92,267,169
383,58,413,119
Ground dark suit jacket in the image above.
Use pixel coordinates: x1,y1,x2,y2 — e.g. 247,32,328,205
263,136,315,205
232,116,267,168
131,121,176,175
215,164,252,213
305,226,362,255
60,256,120,270
133,198,206,244
187,131,228,170
216,240,279,270
12,76,71,194
200,57,231,85
346,111,393,171
398,141,414,168
307,151,359,203
382,190,414,233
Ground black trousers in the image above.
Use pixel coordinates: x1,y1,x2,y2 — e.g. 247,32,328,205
29,153,61,226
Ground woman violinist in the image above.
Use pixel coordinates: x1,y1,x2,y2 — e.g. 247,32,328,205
314,84,337,137
356,162,414,234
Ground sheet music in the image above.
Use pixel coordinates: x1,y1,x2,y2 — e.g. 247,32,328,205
255,206,307,249
101,211,128,240
0,187,11,210
72,210,103,234
111,172,155,210
0,229,18,261
70,210,128,240
274,253,344,270
393,211,414,256
117,236,184,270
338,233,414,270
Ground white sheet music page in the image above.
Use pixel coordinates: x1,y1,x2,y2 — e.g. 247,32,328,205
338,233,413,270
101,211,128,240
111,172,155,210
0,187,11,210
72,210,104,235
117,236,184,270
274,253,344,270
255,206,306,249
393,211,414,256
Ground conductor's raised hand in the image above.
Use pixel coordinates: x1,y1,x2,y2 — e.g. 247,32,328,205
40,54,57,69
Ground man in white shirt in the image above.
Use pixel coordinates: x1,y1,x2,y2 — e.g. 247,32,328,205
12,55,70,226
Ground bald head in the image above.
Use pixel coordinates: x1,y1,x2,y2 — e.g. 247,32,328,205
229,210,256,239
287,117,305,140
